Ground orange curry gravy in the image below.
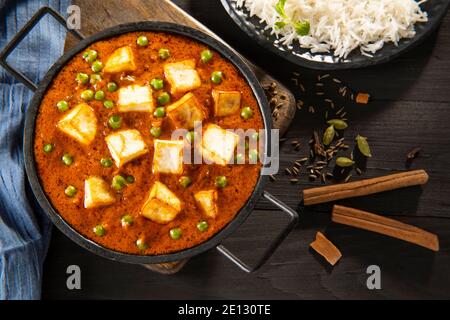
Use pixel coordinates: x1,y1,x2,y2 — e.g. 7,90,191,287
34,32,264,255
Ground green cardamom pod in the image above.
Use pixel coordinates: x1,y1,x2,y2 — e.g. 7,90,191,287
323,125,335,146
336,157,355,167
356,134,372,157
327,119,348,130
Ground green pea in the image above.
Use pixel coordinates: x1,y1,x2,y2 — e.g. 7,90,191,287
153,107,165,118
121,214,134,227
158,48,170,60
91,60,103,73
185,131,195,143
150,78,164,90
211,71,223,84
197,220,208,232
157,92,171,105
136,238,148,250
83,49,97,63
150,126,162,137
80,89,94,101
215,176,228,188
43,143,54,153
137,35,149,47
108,115,122,129
56,100,69,112
100,157,113,168
103,100,114,109
240,106,253,120
95,90,105,101
90,73,102,85
62,153,73,166
76,72,89,85
93,224,105,237
249,149,259,163
200,49,213,63
112,175,127,191
169,228,182,240
64,185,77,197
107,82,118,92
126,175,135,184
179,176,192,188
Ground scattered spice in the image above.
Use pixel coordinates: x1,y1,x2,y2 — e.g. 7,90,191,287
323,125,335,146
332,205,438,252
407,146,422,160
310,231,342,266
336,157,355,167
356,92,370,104
355,134,372,157
327,119,348,130
302,170,429,205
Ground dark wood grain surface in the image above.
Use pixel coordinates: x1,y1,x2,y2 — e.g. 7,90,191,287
42,0,450,299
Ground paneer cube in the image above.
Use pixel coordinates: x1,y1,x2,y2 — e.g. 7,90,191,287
166,92,206,129
194,190,218,218
164,59,201,94
212,90,241,117
141,181,182,224
57,103,97,145
117,85,154,112
84,176,115,209
103,46,136,73
201,124,239,165
153,139,184,174
105,129,148,168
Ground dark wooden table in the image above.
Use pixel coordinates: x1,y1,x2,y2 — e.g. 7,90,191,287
42,1,450,299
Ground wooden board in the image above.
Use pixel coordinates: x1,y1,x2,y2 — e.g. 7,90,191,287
64,0,296,136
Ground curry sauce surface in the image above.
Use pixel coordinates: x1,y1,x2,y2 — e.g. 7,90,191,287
34,32,263,255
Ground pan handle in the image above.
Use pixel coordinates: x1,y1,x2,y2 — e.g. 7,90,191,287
0,6,85,92
216,191,299,273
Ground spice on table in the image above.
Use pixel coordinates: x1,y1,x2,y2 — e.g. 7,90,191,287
310,231,342,266
406,146,422,160
356,134,372,157
356,92,370,104
332,205,439,252
302,169,429,205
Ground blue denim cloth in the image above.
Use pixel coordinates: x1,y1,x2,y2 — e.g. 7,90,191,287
0,0,70,300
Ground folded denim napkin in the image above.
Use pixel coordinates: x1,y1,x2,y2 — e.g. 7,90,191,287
0,0,70,300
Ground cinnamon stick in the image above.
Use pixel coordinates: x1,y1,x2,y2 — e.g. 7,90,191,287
332,205,439,252
310,231,342,266
303,170,428,205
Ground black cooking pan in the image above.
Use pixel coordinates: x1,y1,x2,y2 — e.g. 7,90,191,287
0,7,298,272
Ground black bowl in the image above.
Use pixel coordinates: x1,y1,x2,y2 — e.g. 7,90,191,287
221,0,450,70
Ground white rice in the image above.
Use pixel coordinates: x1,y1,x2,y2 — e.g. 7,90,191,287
235,0,428,58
